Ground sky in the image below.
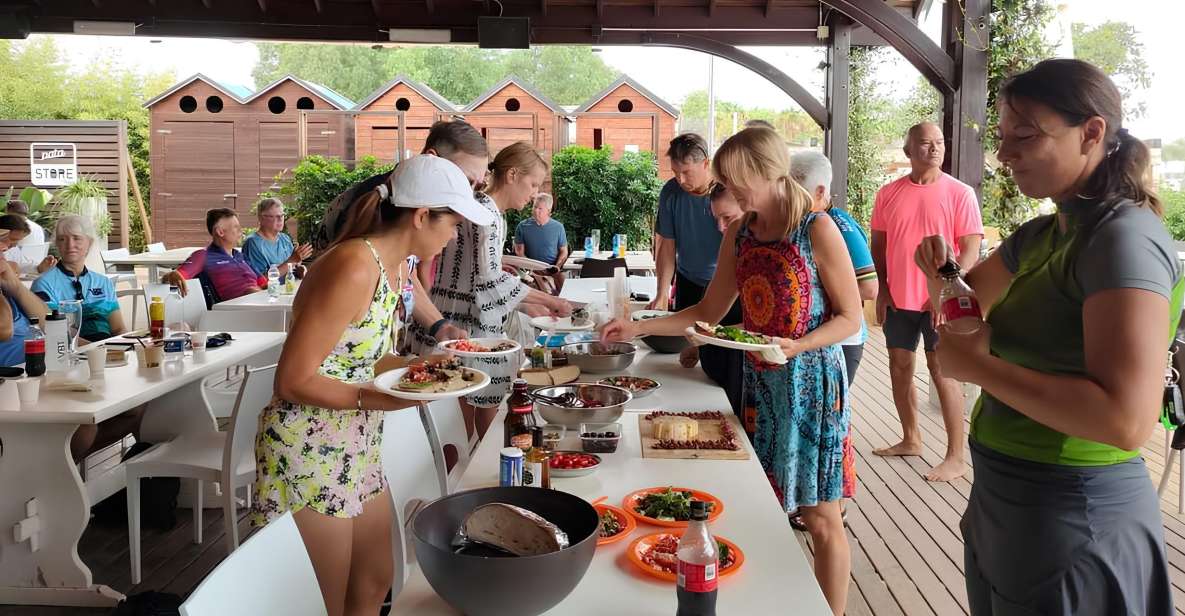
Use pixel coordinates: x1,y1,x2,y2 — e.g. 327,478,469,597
37,0,1185,142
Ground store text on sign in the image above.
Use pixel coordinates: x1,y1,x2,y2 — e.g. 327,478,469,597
29,142,78,187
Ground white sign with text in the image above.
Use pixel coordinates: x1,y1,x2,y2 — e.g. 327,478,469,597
29,142,78,187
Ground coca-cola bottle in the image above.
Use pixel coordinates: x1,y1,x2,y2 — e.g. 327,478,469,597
676,500,718,616
938,260,983,334
24,318,46,377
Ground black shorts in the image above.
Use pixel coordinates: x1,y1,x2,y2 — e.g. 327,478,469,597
841,344,864,385
883,307,939,353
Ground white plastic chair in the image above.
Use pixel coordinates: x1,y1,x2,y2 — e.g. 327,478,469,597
179,511,326,616
144,278,207,332
146,242,166,254
116,288,144,331
196,310,286,420
101,247,141,312
382,407,443,602
422,397,475,495
126,364,277,584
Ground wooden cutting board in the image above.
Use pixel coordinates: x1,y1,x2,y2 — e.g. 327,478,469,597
638,413,750,460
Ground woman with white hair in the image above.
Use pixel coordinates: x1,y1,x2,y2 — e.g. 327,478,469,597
32,215,127,343
32,215,138,462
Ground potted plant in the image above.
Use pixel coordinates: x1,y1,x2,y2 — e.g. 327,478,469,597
53,177,113,271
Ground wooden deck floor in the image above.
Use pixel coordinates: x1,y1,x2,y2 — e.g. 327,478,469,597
6,325,1185,615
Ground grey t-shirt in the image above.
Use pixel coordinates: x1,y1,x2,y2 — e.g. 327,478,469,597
654,178,722,286
999,199,1180,301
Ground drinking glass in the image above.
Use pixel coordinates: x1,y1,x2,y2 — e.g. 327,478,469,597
59,299,83,358
591,229,602,254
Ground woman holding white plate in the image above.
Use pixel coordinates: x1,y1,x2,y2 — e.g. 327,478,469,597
254,155,496,616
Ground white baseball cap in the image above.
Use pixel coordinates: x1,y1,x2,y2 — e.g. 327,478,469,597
387,155,495,226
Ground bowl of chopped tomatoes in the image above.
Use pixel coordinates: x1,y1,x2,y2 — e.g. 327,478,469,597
548,451,601,478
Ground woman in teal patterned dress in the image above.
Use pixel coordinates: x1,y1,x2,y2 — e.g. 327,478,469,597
601,128,862,616
253,155,496,616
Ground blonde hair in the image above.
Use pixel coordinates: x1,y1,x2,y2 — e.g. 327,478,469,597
488,142,548,192
712,127,812,237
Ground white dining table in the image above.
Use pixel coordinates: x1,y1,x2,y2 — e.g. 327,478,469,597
391,349,832,615
0,331,285,608
213,285,298,329
102,246,202,280
564,250,657,275
559,276,659,307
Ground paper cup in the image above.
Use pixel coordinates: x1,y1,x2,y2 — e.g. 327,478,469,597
87,346,105,375
136,344,163,368
190,331,208,349
16,378,40,405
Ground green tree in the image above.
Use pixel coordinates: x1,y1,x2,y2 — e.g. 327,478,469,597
678,89,823,149
0,36,174,251
1072,21,1151,117
1165,138,1185,162
252,43,619,107
500,47,617,105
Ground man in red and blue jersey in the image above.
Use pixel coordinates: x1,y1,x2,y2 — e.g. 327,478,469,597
161,208,265,303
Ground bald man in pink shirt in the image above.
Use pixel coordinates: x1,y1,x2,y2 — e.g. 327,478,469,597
870,122,983,482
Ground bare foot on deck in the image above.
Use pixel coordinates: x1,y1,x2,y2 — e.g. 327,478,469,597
872,440,923,457
924,458,968,482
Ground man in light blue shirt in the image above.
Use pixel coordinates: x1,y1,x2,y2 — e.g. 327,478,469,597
242,198,311,277
514,193,568,292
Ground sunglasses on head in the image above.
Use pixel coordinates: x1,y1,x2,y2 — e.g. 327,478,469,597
71,278,83,301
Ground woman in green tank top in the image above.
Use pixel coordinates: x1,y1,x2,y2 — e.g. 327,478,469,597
915,59,1181,615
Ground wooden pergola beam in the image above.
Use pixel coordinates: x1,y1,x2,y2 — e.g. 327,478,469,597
370,0,381,17
540,0,546,16
425,0,434,13
256,0,266,12
763,0,773,18
824,14,851,210
312,0,322,13
653,0,659,17
200,0,211,8
596,0,604,18
708,0,716,17
641,32,827,128
823,0,955,93
941,0,988,196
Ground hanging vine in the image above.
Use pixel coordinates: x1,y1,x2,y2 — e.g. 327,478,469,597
982,0,1056,233
845,45,890,228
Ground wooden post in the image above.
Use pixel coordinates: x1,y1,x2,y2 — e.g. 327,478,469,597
942,0,988,199
117,121,130,249
125,152,152,245
825,15,852,211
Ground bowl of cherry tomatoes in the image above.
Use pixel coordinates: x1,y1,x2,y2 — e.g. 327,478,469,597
548,451,601,478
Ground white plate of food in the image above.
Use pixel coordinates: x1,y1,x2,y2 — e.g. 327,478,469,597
373,358,491,401
436,338,522,357
530,311,595,332
686,322,787,364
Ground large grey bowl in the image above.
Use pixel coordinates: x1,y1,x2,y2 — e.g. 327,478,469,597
533,383,632,428
411,487,599,616
561,341,637,374
631,309,690,354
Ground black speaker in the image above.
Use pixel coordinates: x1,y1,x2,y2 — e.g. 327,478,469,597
0,13,31,39
478,16,530,49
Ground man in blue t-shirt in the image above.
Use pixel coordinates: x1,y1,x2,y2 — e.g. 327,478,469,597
652,133,744,414
514,193,568,292
242,198,312,277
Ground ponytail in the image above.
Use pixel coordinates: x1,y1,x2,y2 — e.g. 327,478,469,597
1085,128,1162,217
332,181,411,247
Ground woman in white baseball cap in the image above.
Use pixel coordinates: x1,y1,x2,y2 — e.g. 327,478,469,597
253,154,493,616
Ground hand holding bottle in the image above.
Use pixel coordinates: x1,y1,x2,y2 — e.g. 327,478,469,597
914,235,955,280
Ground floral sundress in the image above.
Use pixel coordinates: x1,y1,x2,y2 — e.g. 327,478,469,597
252,239,402,524
737,212,851,512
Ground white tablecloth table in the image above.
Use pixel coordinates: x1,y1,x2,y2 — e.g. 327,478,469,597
559,276,658,307
213,287,298,329
0,332,285,608
102,246,202,280
390,350,831,615
563,250,656,275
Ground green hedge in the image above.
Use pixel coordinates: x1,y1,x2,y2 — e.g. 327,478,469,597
267,155,394,245
538,146,661,252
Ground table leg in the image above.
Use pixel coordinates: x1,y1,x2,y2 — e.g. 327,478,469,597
417,402,450,497
0,422,124,607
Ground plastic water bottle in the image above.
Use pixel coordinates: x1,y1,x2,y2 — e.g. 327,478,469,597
165,286,189,334
267,265,280,302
